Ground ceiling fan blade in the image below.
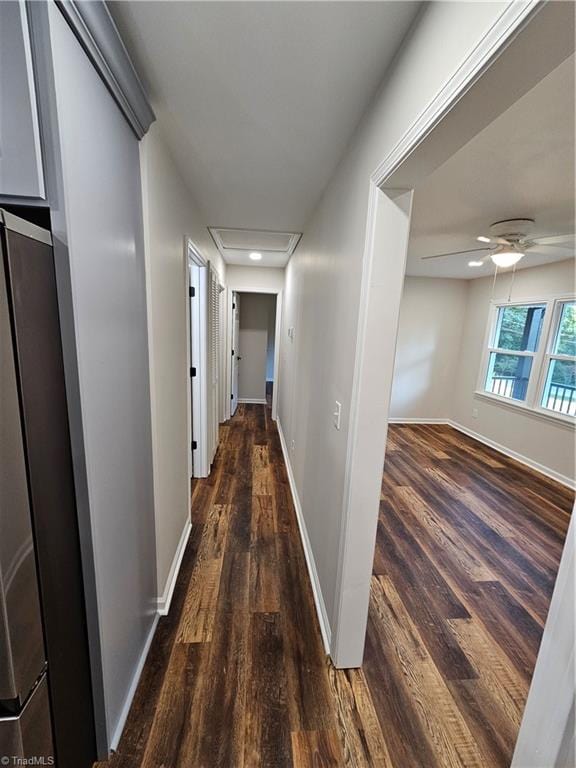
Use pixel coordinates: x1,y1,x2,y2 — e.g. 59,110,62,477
421,247,490,261
526,241,575,252
530,233,575,246
525,247,574,258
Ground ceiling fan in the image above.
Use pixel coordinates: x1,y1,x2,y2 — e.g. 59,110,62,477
421,218,576,268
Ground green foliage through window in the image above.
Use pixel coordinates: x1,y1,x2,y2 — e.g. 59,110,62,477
553,302,576,357
495,304,545,352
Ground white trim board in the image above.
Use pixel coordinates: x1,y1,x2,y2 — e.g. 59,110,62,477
389,418,575,490
225,289,283,423
110,612,159,751
372,0,541,187
112,517,193,748
156,518,192,616
276,420,331,654
238,398,267,405
388,417,447,425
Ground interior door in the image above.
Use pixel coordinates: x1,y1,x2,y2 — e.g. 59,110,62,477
189,268,194,476
231,292,240,415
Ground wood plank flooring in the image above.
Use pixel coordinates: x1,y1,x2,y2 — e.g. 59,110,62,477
96,413,572,768
367,423,573,768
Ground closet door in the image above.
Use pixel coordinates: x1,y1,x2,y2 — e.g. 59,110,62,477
48,4,155,750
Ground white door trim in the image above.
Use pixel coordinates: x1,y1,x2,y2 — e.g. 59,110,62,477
224,287,283,421
332,0,573,664
187,239,210,478
371,0,541,188
333,2,575,763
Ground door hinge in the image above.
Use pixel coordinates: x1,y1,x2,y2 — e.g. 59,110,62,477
192,440,197,450
231,393,234,400
231,349,234,356
190,366,196,377
232,302,236,309
189,286,195,298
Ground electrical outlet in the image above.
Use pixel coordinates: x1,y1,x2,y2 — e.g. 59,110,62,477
333,401,342,430
290,439,295,453
472,407,478,419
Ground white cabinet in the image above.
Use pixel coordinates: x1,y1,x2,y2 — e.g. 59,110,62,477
0,1,45,198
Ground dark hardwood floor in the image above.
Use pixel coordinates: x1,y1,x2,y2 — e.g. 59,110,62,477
96,412,572,768
367,423,573,768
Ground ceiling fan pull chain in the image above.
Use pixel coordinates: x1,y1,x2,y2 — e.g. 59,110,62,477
491,263,499,302
508,262,518,302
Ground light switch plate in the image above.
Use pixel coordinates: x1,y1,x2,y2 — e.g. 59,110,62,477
333,401,342,430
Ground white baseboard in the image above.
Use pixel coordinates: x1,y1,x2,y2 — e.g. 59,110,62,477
276,420,332,654
238,397,267,404
388,417,447,424
390,417,575,489
109,519,191,751
110,611,159,751
447,420,575,490
156,518,192,615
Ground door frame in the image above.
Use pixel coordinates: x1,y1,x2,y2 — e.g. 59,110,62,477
186,238,210,478
331,1,574,761
230,290,240,416
331,0,571,667
225,287,282,422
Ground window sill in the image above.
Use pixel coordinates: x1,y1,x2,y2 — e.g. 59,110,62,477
473,391,576,430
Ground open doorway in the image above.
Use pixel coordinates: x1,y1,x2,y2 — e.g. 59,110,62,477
360,52,575,768
228,289,281,421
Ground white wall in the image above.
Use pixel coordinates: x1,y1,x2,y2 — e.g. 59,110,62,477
140,122,225,609
238,293,275,401
390,277,467,419
278,1,508,641
226,264,284,292
48,4,155,747
451,259,575,483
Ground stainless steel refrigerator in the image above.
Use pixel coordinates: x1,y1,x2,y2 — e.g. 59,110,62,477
0,211,54,762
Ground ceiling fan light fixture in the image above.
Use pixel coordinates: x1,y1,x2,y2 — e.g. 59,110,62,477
490,247,524,268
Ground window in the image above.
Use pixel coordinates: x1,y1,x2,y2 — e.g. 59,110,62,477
541,301,576,416
480,297,576,421
484,304,546,401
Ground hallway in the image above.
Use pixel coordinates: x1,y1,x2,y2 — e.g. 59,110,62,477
97,403,387,767
97,407,572,768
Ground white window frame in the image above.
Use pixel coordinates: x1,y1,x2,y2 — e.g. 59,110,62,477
536,299,576,418
476,294,576,426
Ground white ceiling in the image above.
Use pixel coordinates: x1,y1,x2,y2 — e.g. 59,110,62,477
407,54,575,280
110,0,420,254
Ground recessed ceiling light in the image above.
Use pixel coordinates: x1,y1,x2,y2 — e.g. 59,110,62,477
249,252,262,261
468,260,484,267
477,236,491,243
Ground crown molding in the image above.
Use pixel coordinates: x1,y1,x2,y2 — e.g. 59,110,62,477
55,0,155,139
